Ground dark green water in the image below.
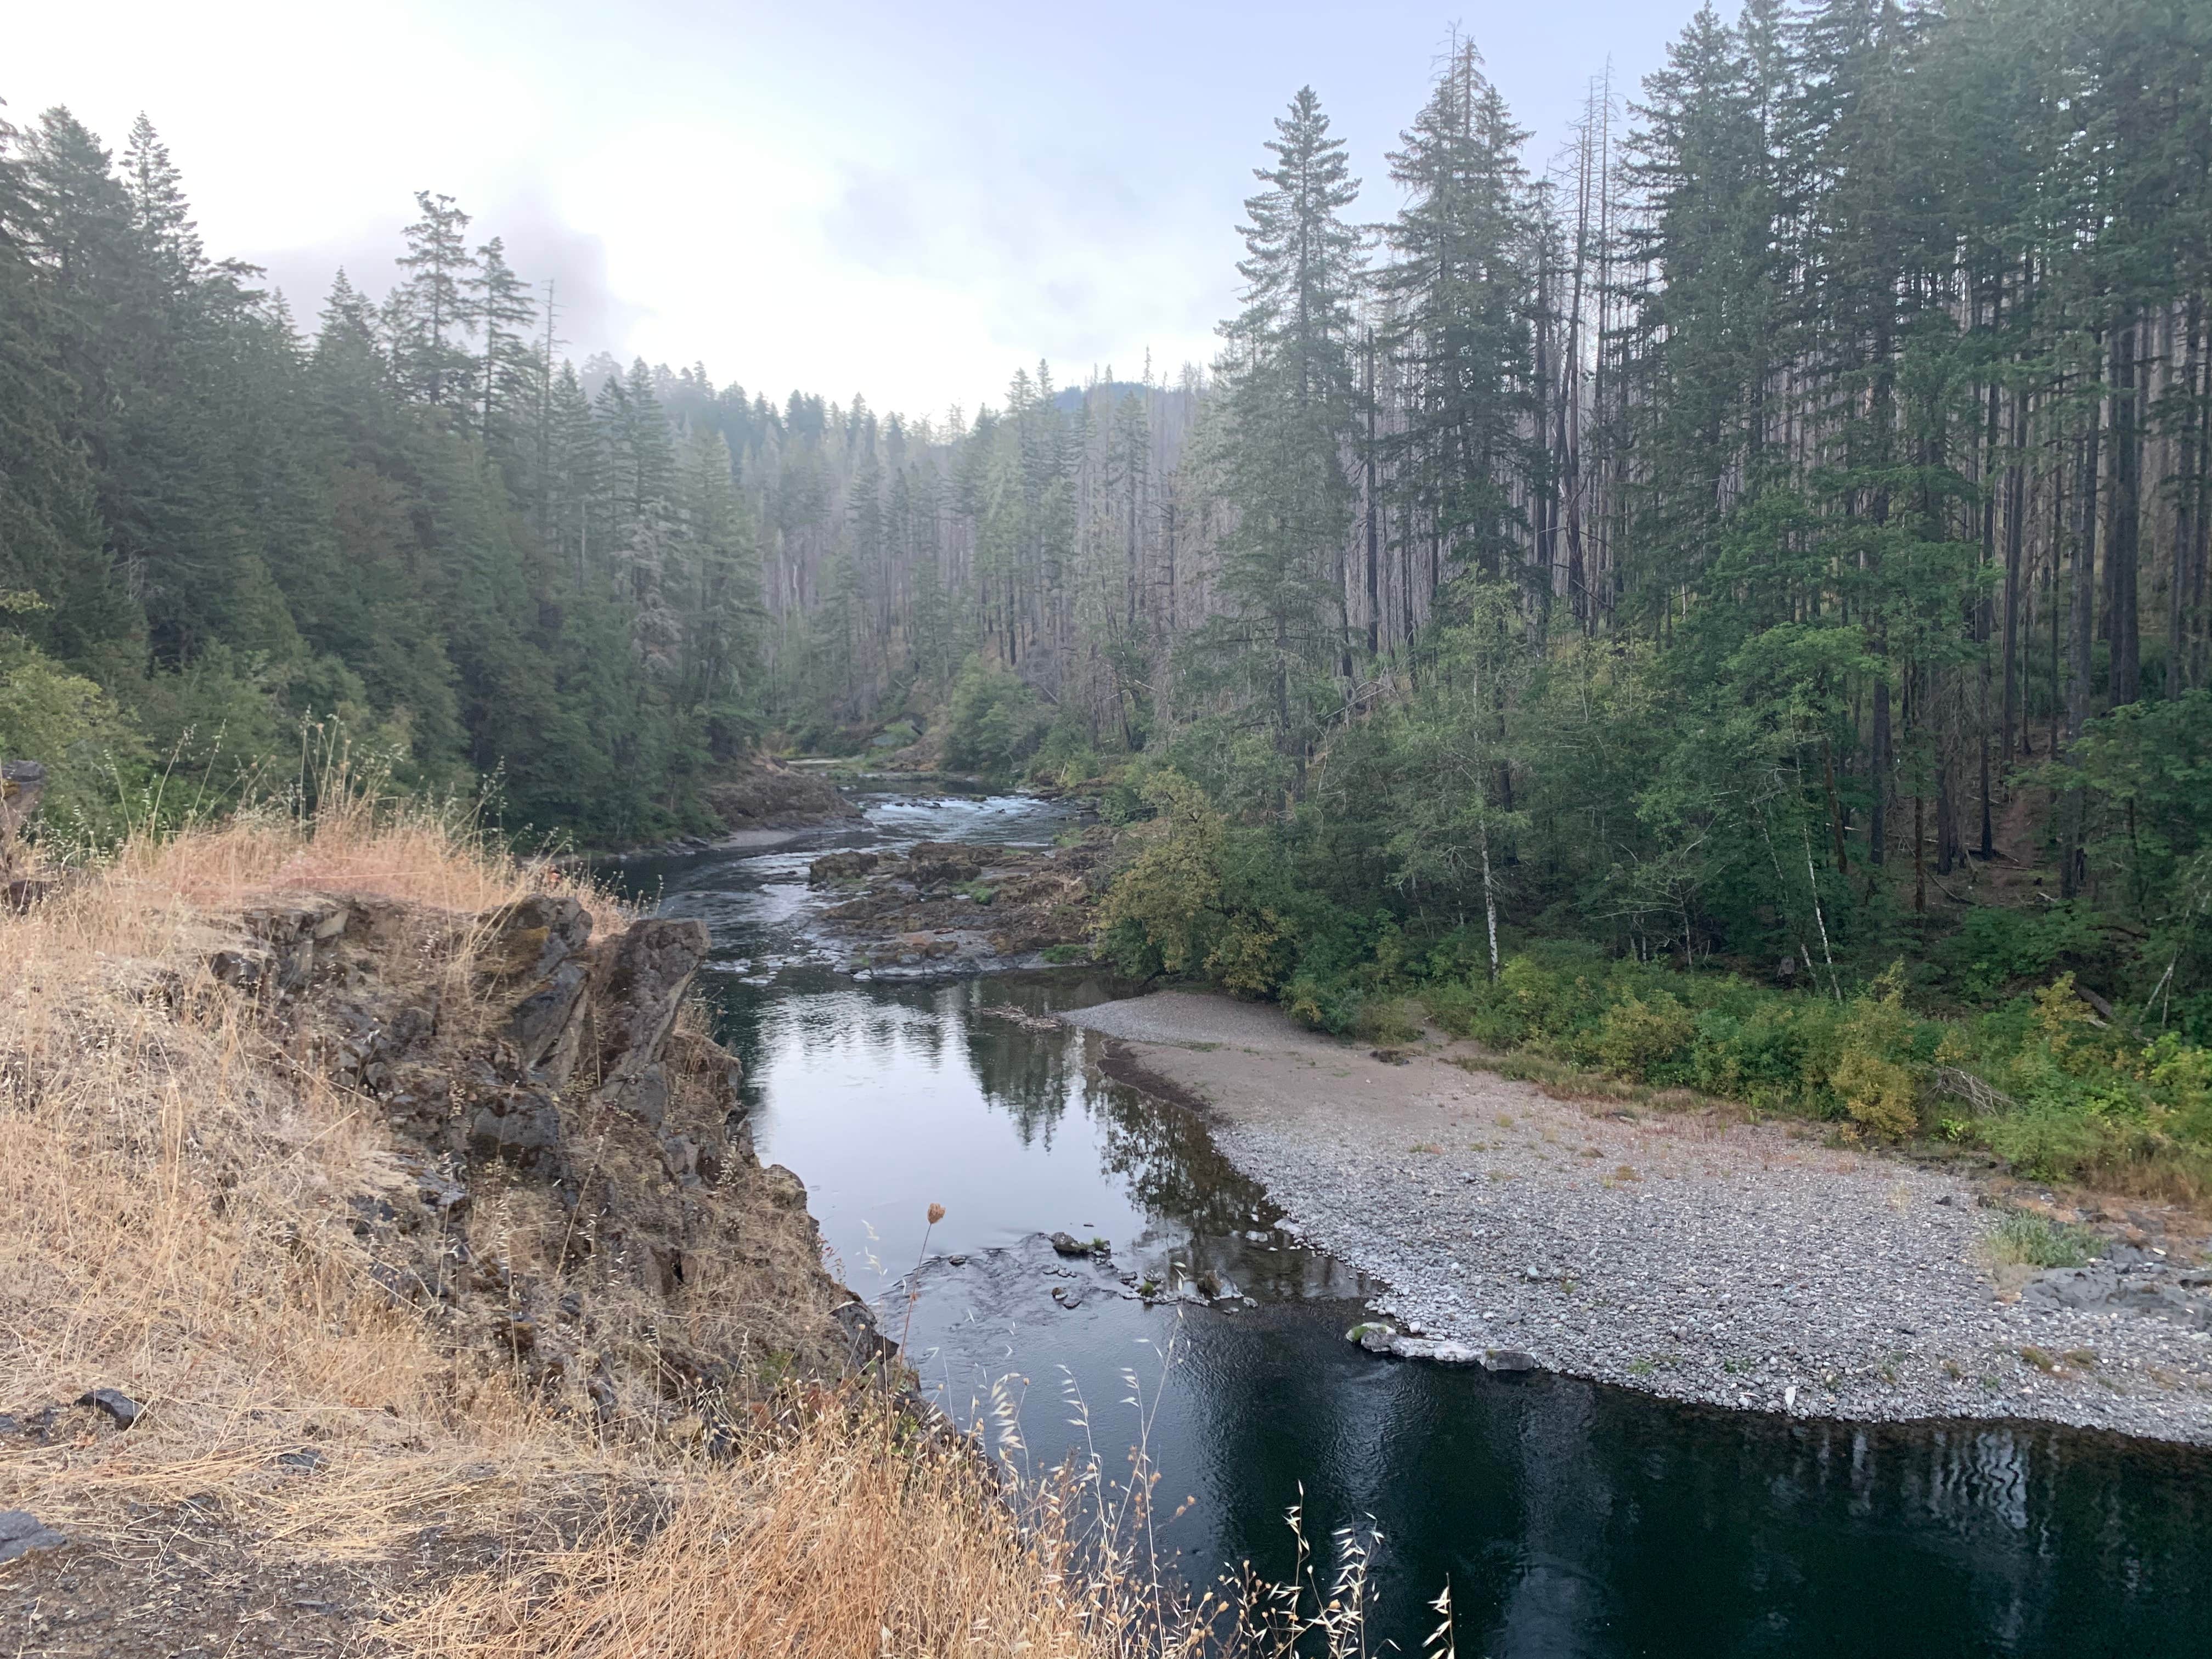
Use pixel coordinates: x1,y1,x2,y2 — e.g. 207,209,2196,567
618,793,2212,1657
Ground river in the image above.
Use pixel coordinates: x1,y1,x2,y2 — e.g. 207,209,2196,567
614,787,2212,1658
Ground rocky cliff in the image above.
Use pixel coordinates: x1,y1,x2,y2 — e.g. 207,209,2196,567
225,888,871,1428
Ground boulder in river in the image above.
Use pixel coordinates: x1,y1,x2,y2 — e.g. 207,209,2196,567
906,841,985,887
809,850,881,885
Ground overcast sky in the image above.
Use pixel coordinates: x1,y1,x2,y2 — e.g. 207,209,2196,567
11,1,1683,421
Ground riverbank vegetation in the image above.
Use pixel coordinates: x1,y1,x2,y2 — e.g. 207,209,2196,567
1078,0,2209,1203
5,5,2209,1174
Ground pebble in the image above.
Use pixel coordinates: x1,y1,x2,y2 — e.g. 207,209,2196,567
77,1387,143,1427
1205,1074,2212,1443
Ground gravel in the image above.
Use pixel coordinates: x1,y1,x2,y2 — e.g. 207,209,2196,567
1064,992,2212,1444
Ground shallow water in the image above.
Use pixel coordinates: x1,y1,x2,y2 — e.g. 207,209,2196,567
616,793,2212,1657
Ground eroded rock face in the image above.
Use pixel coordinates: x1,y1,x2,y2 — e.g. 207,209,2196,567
222,888,855,1432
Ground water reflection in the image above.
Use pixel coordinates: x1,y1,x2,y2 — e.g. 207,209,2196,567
1170,1308,2212,1657
643,796,2212,1657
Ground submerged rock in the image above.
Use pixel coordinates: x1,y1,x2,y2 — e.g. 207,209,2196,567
1347,1321,1397,1353
809,850,881,885
1480,1348,1541,1374
1387,1335,1484,1364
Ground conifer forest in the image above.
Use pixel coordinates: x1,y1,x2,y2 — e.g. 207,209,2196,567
7,0,2212,1183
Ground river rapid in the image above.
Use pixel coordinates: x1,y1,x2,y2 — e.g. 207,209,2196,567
613,787,2212,1658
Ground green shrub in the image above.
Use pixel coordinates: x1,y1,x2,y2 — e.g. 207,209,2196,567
1690,1005,1810,1107
1283,972,1357,1034
0,637,148,844
1594,991,1697,1081
1980,1094,2108,1180
1986,1210,2100,1269
1827,966,1926,1137
1095,770,1224,978
1931,905,2103,1002
943,657,1048,781
1353,995,1425,1046
1205,910,1291,996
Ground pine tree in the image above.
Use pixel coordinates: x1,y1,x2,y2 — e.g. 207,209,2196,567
392,191,477,410
679,427,765,760
1198,87,1368,774
467,235,537,467
1382,41,1536,601
0,112,137,672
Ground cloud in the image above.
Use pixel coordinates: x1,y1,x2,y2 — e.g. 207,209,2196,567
10,0,1684,421
241,185,646,366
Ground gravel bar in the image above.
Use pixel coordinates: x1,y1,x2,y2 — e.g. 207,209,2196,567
1064,991,2212,1444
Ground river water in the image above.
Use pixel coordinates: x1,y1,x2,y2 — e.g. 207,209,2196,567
616,789,2212,1657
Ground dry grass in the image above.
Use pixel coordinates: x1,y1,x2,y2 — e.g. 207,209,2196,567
0,795,1432,1656
404,1400,1116,1659
0,795,618,1560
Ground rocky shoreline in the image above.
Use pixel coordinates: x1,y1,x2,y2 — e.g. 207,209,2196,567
1064,991,2212,1446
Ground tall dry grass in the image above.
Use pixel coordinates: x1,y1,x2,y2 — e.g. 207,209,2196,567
0,791,1435,1656
0,792,619,1558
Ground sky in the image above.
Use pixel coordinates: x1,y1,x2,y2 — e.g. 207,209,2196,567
10,0,1683,421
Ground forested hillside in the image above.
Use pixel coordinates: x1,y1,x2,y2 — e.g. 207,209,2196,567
4,1,2211,1059
789,0,2212,1069
0,111,784,844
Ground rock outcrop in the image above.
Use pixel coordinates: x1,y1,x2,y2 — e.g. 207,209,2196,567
222,887,870,1431
704,757,860,831
808,832,1109,967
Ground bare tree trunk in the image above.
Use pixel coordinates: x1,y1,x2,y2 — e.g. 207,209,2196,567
2063,391,2102,899
1364,329,1380,658
2107,318,2142,706
1870,674,1891,867
2002,381,2028,759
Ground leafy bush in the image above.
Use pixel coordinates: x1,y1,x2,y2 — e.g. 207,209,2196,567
1594,992,1697,1081
942,657,1048,781
1986,1210,2100,1269
1353,995,1425,1046
1828,967,1925,1137
1095,770,1225,978
1206,910,1291,996
1026,718,1102,788
1929,904,2108,1002
0,636,148,844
